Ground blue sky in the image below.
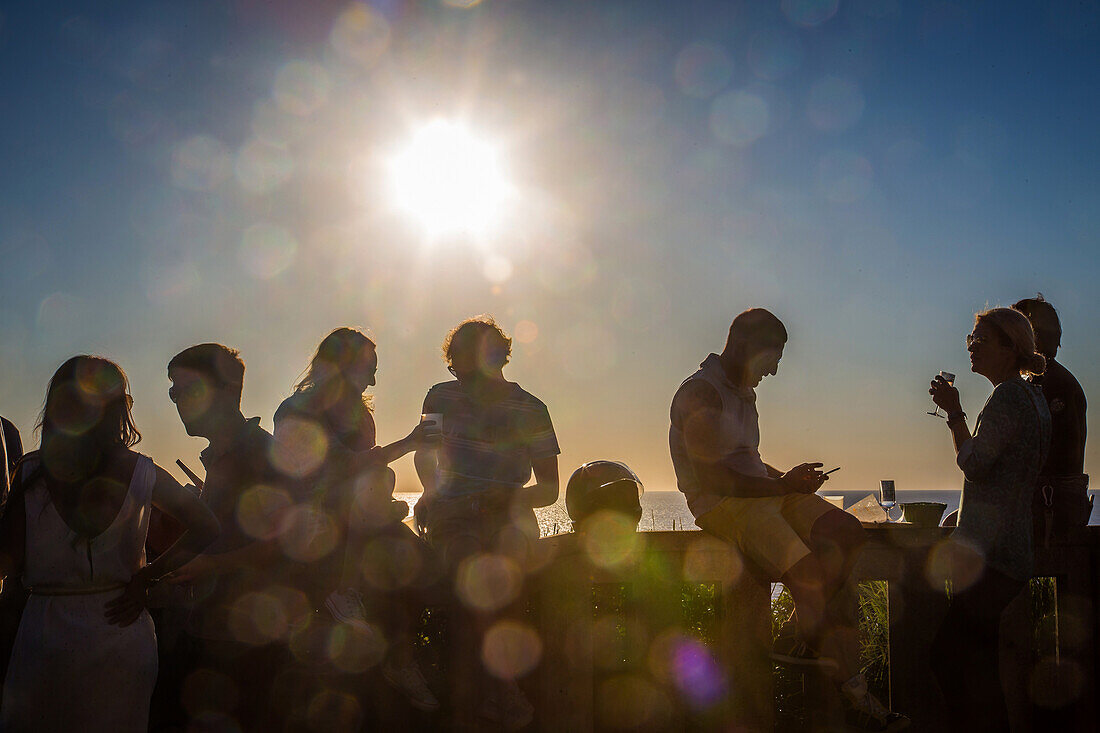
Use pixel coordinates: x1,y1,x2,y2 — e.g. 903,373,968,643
1,0,1097,494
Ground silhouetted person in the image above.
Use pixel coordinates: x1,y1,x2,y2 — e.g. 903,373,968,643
414,316,560,730
669,308,907,731
1,416,22,501
0,414,25,703
1012,295,1089,541
565,460,644,531
164,344,302,731
272,328,439,712
928,308,1051,733
0,356,218,732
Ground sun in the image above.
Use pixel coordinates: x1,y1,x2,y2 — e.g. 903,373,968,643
386,119,514,238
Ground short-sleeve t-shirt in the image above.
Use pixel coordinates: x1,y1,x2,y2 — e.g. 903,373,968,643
422,381,560,498
191,417,299,642
669,353,770,518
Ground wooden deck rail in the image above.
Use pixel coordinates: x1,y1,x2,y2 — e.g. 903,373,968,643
528,525,1099,732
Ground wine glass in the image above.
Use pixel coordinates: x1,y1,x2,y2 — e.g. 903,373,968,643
879,480,899,522
927,371,955,418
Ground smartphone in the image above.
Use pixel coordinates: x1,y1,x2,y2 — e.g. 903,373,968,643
176,459,204,494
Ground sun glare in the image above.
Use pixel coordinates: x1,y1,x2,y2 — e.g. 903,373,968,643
387,119,514,238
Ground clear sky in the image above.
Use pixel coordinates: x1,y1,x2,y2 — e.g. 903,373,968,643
1,0,1097,495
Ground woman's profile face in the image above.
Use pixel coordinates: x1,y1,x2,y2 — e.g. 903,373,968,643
967,321,1014,379
345,349,378,393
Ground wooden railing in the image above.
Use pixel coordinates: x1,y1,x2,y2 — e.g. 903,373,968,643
527,526,1100,732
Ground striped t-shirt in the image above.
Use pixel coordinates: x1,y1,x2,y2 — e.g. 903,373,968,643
422,380,560,498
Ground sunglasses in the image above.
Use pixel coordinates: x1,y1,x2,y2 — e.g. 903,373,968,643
168,380,207,404
966,333,1008,349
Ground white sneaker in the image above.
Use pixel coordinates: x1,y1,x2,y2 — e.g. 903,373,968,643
324,588,371,631
381,659,440,712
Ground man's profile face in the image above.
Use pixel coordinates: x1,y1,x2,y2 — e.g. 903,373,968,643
1031,324,1059,358
168,366,218,436
746,344,784,387
449,332,505,382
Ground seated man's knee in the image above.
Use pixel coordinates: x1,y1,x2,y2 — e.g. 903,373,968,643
782,552,825,591
811,508,866,555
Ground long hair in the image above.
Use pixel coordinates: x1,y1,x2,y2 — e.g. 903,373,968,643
293,328,376,410
34,356,141,530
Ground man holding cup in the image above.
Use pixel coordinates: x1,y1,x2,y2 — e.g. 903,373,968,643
669,308,907,732
414,316,559,730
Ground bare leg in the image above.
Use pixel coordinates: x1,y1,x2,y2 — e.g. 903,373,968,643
780,509,867,682
811,509,867,681
337,467,396,590
782,553,860,681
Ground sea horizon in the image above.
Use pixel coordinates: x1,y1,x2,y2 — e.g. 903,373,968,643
395,488,1100,537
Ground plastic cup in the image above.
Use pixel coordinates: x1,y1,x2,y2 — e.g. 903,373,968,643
420,413,443,436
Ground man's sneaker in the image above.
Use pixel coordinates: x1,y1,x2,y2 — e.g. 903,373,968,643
770,637,840,671
324,588,371,631
381,659,440,712
841,674,910,732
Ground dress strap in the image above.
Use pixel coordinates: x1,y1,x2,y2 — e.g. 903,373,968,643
132,455,156,509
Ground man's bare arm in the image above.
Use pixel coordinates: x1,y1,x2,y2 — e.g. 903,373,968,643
520,455,559,509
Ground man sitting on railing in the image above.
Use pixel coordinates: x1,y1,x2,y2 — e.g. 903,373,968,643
669,308,908,732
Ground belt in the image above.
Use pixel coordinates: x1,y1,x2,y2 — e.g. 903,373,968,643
26,583,126,596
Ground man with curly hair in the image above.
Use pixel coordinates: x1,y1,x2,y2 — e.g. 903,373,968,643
415,316,559,730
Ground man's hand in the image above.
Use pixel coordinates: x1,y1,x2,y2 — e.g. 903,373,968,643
780,463,827,494
167,554,218,585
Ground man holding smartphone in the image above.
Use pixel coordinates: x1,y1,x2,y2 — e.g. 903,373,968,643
669,308,907,732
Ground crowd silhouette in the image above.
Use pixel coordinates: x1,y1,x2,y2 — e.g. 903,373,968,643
0,299,1089,732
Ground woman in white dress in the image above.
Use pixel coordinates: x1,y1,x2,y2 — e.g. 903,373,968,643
0,356,219,733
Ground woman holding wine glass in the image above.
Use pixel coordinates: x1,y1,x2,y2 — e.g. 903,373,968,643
926,307,1051,733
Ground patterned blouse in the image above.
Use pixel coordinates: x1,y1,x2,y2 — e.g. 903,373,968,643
955,376,1052,580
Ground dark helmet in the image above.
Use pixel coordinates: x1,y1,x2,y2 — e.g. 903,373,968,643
566,460,644,525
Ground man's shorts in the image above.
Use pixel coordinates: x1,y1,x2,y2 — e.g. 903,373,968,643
695,493,836,578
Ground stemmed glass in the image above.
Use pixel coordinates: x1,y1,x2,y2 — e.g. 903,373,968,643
927,371,955,418
879,480,899,522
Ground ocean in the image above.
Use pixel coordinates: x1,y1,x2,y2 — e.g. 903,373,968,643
395,489,1100,538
